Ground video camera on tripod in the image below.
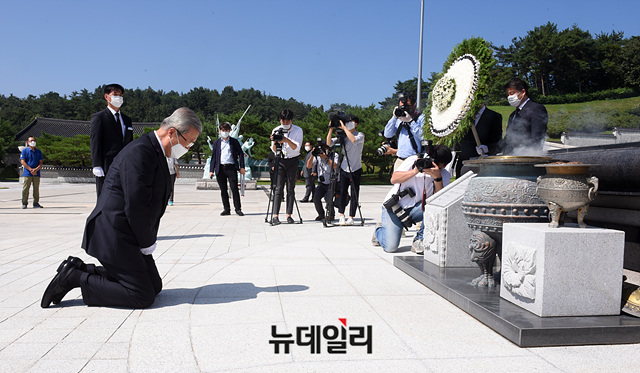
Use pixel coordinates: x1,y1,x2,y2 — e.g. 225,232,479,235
328,110,349,139
272,127,288,143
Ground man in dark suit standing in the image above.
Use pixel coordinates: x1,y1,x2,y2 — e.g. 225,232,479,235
500,78,548,155
454,104,503,178
90,83,134,197
208,122,246,216
41,107,202,309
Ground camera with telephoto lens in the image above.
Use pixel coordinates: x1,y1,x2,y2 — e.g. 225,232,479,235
375,130,398,156
414,139,435,172
382,187,416,229
312,137,329,156
272,127,287,142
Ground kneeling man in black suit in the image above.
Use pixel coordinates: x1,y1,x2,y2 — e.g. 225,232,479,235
41,107,202,309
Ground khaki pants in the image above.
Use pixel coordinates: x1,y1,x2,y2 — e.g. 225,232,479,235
22,176,40,205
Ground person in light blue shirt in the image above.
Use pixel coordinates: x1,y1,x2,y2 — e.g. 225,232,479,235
383,94,424,171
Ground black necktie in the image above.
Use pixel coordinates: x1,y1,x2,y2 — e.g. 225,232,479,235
115,112,123,137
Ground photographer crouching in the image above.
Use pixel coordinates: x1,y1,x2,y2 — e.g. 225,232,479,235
269,109,303,225
326,113,365,226
306,139,338,221
372,142,453,253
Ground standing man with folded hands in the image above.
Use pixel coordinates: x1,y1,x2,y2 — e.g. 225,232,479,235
90,83,134,197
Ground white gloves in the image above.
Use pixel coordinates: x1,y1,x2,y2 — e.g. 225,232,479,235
476,145,489,156
140,242,157,255
92,167,105,177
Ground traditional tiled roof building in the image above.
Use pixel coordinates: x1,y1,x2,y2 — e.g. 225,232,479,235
15,117,159,142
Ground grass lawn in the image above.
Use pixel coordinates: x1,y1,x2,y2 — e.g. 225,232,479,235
488,96,640,135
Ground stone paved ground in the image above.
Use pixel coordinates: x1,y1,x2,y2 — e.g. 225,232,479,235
1,181,638,373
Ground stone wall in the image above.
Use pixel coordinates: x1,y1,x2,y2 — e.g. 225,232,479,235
20,164,270,184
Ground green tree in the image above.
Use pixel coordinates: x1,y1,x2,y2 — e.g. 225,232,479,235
37,133,92,167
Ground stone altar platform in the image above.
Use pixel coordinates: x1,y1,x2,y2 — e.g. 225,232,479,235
394,256,640,347
500,223,625,317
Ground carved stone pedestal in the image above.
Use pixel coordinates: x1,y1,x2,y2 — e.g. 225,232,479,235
500,223,625,317
422,172,475,267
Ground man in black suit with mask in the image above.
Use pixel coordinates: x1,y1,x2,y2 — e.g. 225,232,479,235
208,122,246,216
454,104,503,178
41,107,202,309
500,78,548,155
90,83,134,197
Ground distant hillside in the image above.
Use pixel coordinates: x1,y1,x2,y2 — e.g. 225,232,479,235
489,96,640,140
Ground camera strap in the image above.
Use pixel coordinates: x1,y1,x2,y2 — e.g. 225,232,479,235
422,178,427,212
396,122,420,155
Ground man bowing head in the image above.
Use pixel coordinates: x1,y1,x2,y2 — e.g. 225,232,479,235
41,108,202,309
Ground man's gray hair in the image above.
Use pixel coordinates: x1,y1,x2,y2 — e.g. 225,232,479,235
161,107,203,133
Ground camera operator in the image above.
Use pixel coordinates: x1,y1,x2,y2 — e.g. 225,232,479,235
306,141,338,221
372,144,452,253
326,114,365,226
383,94,424,171
269,109,303,225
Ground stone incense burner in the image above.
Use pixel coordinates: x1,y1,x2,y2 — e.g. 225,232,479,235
535,162,599,228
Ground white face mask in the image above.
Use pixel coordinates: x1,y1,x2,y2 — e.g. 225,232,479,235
304,146,311,152
110,95,124,108
28,141,36,147
507,92,521,107
281,124,292,131
220,131,230,139
170,134,189,159
345,121,356,130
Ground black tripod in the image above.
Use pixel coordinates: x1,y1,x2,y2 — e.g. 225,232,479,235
264,143,303,225
323,133,364,227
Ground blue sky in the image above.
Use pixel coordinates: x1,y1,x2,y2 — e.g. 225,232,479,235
1,0,639,109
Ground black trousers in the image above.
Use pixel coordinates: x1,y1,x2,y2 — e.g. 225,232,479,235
95,177,104,198
303,174,316,199
80,254,162,309
313,182,332,218
338,168,362,217
216,164,241,211
169,174,176,202
273,156,298,216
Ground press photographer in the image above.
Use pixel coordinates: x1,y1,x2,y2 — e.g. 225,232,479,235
268,108,303,225
306,139,338,222
372,142,453,253
326,113,365,226
382,94,424,171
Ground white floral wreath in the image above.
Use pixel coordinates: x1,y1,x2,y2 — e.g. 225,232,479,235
429,54,480,137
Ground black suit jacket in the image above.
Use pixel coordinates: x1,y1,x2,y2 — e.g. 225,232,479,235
456,108,503,176
82,132,170,270
90,108,134,174
500,100,548,154
209,137,245,175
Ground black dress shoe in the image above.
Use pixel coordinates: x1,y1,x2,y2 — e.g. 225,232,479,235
315,216,324,221
220,210,231,216
236,210,244,216
41,261,79,308
271,217,281,225
287,216,295,224
300,198,309,203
